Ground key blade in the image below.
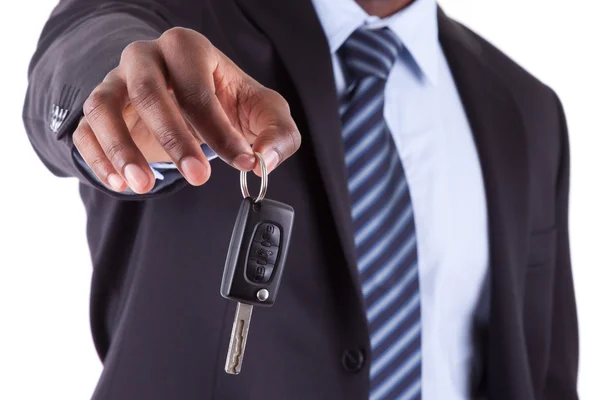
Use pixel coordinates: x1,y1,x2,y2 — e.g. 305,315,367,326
225,302,253,375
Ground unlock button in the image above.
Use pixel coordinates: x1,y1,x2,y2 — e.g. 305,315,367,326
253,223,281,247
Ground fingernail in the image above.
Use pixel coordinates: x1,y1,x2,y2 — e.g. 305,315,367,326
107,173,125,191
124,164,149,192
262,150,280,172
232,153,256,171
181,156,207,186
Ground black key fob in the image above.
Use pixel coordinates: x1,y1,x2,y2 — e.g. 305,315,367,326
220,197,294,307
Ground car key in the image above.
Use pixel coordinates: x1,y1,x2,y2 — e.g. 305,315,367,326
221,152,295,375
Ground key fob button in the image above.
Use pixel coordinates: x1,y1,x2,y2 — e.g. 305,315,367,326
253,222,281,247
246,259,274,283
249,241,279,265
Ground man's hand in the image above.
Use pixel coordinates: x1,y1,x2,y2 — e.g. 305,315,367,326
73,27,301,193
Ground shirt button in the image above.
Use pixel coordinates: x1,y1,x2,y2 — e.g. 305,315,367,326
341,348,365,373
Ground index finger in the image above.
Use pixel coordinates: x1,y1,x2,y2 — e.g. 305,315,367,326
244,87,302,175
157,29,257,171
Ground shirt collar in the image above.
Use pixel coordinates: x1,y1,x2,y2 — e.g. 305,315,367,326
311,0,440,85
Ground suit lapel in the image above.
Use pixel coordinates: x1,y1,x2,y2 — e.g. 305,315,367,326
234,0,366,310
438,10,532,398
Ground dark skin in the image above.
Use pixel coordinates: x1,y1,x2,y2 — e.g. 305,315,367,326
357,0,414,18
73,0,414,194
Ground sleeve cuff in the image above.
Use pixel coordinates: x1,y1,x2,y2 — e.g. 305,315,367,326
72,143,218,195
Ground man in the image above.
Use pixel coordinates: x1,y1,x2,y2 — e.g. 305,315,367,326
22,0,578,398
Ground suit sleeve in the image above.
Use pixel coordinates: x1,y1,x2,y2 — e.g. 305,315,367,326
543,94,579,400
22,0,194,199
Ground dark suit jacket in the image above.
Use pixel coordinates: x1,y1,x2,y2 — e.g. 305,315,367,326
23,0,578,399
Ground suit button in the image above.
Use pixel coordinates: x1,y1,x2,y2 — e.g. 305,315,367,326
341,348,365,373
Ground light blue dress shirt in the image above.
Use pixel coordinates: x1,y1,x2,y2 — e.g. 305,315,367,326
76,0,490,397
310,0,490,398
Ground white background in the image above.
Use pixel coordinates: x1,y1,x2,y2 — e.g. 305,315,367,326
1,1,598,398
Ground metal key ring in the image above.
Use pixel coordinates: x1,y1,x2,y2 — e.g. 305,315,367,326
240,152,268,202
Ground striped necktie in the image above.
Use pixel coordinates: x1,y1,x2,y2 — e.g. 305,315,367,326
338,27,422,400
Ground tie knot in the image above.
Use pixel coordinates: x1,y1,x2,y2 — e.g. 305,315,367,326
339,27,403,81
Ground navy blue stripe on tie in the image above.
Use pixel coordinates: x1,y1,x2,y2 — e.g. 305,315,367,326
338,27,421,400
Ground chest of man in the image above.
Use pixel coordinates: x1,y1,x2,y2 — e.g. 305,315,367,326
86,2,559,399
